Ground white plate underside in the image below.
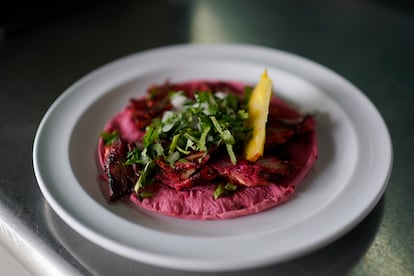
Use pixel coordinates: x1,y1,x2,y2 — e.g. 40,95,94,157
33,44,392,271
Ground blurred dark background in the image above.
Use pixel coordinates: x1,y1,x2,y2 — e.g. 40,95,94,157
0,0,104,37
1,0,413,38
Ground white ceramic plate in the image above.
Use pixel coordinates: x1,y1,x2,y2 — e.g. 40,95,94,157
33,44,392,271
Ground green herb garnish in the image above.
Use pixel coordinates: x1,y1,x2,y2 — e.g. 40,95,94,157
134,160,156,192
125,89,252,194
100,130,119,145
139,191,154,199
213,183,239,199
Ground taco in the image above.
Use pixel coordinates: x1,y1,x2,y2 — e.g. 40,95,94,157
98,79,317,219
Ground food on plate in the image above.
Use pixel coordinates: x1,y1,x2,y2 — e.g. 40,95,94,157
244,70,273,162
98,72,318,219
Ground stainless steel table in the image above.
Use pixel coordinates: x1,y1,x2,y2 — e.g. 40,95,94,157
1,1,413,275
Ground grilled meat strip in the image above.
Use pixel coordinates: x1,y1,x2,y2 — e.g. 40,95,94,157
104,138,137,201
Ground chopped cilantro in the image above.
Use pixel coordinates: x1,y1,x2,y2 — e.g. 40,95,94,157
139,191,154,199
134,161,156,192
213,182,239,199
100,130,119,145
124,147,141,165
126,88,252,195
213,184,225,200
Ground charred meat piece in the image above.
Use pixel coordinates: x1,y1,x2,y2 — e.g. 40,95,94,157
155,152,210,190
170,81,245,98
210,156,289,187
255,157,289,175
104,138,136,201
295,115,315,134
266,115,315,145
127,82,173,130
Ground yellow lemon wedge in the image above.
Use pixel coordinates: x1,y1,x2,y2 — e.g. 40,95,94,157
244,70,273,162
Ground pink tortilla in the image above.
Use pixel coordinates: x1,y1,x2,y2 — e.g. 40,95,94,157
99,81,317,219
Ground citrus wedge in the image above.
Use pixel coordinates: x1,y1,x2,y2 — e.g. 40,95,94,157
244,70,273,162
